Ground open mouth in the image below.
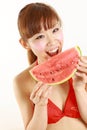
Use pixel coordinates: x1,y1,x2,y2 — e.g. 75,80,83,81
46,48,59,57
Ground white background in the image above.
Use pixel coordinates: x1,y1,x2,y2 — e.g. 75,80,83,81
0,0,87,130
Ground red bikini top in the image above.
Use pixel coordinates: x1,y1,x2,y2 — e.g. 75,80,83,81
47,78,81,124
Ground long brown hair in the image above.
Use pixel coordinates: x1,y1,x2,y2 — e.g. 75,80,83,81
18,2,62,64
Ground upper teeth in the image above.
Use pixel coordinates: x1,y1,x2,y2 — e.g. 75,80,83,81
48,48,58,53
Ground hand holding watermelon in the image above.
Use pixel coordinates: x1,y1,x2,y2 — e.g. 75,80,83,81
30,82,52,106
73,56,87,89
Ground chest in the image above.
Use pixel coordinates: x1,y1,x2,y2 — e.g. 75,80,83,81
48,83,69,110
47,83,81,124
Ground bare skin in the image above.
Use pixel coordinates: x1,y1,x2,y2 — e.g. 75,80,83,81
14,59,87,130
15,3,87,129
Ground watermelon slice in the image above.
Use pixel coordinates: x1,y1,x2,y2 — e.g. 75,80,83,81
29,46,81,85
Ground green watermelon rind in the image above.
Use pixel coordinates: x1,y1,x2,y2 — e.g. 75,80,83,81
75,45,82,56
29,46,81,85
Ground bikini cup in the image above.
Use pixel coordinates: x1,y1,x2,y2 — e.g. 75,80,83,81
47,78,81,124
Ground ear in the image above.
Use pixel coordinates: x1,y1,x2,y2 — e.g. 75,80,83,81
19,38,30,50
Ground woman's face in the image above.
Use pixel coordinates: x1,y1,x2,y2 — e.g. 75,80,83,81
28,22,63,63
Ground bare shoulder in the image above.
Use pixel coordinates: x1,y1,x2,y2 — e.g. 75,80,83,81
13,62,37,128
13,61,36,96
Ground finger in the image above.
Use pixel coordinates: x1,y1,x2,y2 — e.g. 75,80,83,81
41,86,52,98
31,96,40,104
37,86,52,105
80,56,87,64
75,71,85,77
33,85,51,103
77,65,87,73
30,82,43,99
33,82,44,91
75,71,87,82
35,86,44,98
30,86,48,104
35,84,49,98
78,60,87,68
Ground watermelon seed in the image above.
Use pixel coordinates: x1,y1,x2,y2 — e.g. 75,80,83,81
50,71,54,74
56,69,59,72
52,78,55,81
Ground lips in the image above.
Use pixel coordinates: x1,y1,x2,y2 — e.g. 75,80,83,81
46,48,59,56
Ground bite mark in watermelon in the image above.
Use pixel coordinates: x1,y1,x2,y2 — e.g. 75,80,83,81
29,46,81,85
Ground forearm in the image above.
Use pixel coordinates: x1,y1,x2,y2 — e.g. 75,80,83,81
74,87,87,124
26,105,47,130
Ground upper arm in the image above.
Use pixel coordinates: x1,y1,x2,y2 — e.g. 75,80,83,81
13,76,34,129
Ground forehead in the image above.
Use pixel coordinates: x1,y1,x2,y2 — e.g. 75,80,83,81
40,21,61,31
18,3,62,39
38,17,61,31
28,22,61,42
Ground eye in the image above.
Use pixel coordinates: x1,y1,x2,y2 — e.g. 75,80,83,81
53,28,59,33
36,35,44,40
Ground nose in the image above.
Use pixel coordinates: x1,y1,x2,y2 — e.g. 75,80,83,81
46,33,55,46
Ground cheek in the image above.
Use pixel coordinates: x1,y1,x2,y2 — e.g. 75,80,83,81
57,30,64,43
32,42,45,51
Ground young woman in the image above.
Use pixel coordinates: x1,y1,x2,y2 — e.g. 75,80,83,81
14,2,87,130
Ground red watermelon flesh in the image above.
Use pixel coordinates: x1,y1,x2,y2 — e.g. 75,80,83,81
29,46,81,85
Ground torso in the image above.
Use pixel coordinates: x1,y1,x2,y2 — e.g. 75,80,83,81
47,117,87,130
17,63,87,130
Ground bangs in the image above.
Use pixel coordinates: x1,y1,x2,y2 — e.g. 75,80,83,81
18,3,61,40
29,11,61,37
